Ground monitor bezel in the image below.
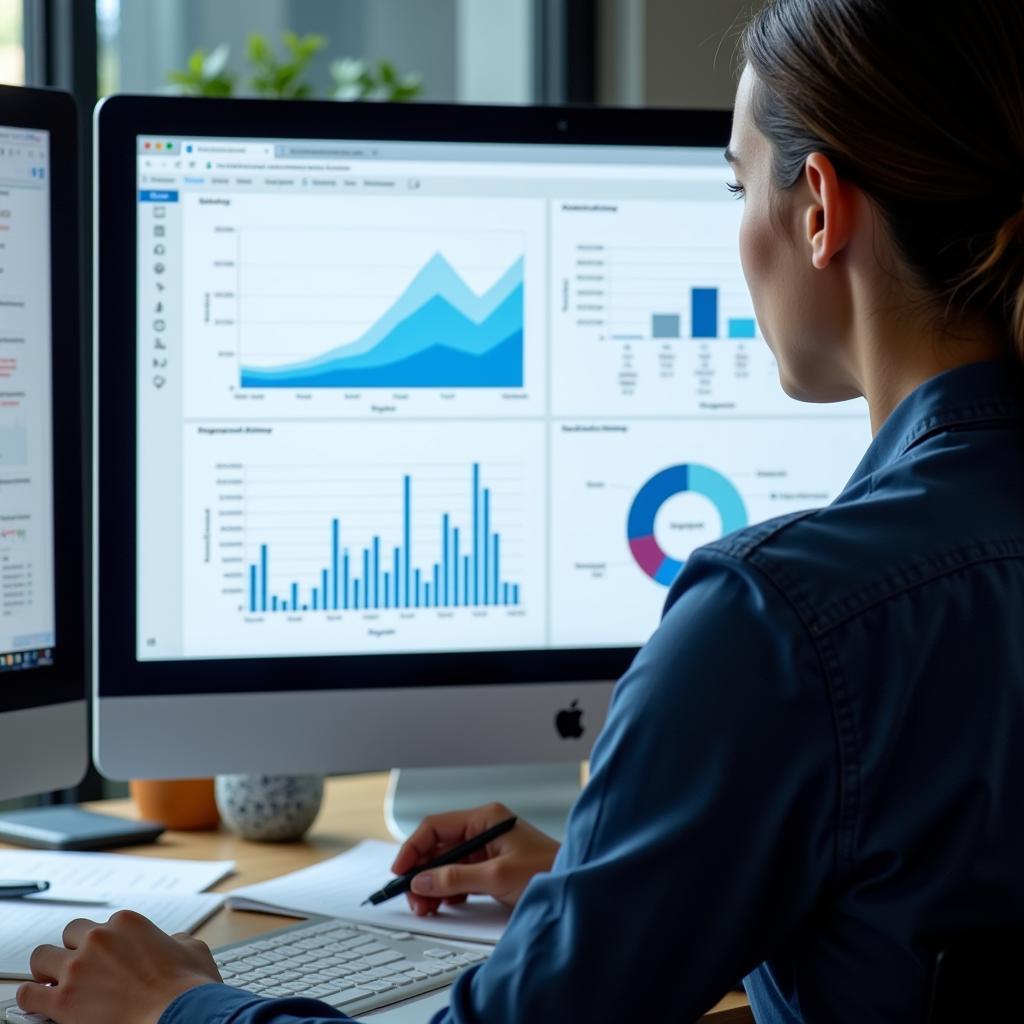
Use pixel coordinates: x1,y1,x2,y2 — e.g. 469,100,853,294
0,84,85,714
96,95,732,698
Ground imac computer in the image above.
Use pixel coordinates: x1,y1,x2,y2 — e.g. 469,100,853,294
0,84,87,798
94,97,869,834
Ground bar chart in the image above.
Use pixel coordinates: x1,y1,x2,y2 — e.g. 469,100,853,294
246,463,522,614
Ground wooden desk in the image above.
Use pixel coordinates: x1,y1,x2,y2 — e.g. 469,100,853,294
81,774,752,1023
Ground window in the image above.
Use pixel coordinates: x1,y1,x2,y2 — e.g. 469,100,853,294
0,0,22,85
96,0,534,104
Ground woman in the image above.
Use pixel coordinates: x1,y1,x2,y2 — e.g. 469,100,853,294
18,1,1024,1021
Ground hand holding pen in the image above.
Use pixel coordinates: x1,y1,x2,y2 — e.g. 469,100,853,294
382,804,562,916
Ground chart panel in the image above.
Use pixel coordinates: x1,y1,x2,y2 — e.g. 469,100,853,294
179,194,547,420
549,417,871,646
166,420,546,659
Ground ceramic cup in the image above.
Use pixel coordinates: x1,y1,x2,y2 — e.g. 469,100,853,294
214,774,324,842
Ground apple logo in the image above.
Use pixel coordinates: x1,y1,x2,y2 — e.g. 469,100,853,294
555,700,584,739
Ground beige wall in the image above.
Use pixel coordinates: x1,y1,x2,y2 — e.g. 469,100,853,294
599,0,763,110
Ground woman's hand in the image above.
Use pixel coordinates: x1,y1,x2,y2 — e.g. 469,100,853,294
17,911,222,1024
392,802,560,916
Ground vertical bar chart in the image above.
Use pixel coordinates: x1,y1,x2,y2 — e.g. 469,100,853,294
247,463,522,614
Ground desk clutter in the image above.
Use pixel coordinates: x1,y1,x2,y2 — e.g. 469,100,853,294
0,849,235,978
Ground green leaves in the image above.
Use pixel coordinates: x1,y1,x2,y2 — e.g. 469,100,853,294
168,31,422,103
329,57,423,102
247,31,326,99
167,44,235,97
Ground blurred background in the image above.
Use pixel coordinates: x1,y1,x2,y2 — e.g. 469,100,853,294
3,0,754,108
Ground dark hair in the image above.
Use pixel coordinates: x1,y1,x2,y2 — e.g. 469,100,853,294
742,0,1024,360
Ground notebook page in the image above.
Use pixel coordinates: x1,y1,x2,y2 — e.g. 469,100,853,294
226,839,509,944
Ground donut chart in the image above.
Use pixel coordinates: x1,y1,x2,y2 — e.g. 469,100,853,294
627,464,748,585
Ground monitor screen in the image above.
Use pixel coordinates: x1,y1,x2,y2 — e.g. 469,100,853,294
134,134,869,665
0,122,55,675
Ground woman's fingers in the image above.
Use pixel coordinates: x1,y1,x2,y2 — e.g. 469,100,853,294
16,981,57,1018
28,943,66,983
62,917,101,950
391,804,515,874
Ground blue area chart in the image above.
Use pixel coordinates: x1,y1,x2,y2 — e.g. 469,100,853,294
240,253,524,389
627,465,747,585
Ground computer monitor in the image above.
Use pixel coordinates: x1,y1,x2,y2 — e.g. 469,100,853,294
94,98,869,817
0,85,86,799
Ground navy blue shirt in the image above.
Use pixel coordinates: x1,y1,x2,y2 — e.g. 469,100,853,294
162,360,1024,1023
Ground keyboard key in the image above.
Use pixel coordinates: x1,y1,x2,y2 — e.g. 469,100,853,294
5,1011,51,1024
363,950,404,966
330,987,375,1007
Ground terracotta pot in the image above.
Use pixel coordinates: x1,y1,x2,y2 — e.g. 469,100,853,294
129,778,220,831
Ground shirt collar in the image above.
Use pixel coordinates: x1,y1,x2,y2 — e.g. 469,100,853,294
846,358,1024,485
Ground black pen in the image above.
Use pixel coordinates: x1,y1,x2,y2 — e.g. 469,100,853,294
362,816,517,906
0,880,50,900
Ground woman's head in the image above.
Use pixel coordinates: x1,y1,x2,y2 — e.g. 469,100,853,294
731,0,1024,402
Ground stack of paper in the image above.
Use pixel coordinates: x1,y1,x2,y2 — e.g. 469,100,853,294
227,840,509,945
0,849,235,978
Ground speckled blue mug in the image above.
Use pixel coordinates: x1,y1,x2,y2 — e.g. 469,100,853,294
214,774,324,842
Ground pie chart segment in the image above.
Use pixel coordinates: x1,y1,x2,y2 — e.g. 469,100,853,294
627,464,747,585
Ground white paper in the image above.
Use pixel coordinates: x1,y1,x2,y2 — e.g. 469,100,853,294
0,849,235,902
227,840,509,945
0,892,225,978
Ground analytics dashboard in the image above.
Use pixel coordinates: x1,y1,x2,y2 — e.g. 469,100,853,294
0,123,55,672
135,134,871,661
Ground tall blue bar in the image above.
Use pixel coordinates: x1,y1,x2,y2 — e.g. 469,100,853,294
321,569,328,610
433,564,440,608
503,582,509,605
442,514,450,607
483,488,491,606
260,544,268,612
354,579,360,610
249,566,257,612
692,287,718,339
331,519,339,610
343,551,350,611
312,589,318,611
385,575,390,609
514,584,520,605
415,568,421,608
403,475,411,608
472,463,480,606
393,547,400,609
373,536,381,609
363,550,370,610
291,582,298,610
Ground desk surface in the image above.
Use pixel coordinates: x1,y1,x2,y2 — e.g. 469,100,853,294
75,774,752,1023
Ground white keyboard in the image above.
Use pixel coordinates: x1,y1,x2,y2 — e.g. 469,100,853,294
1,917,489,1023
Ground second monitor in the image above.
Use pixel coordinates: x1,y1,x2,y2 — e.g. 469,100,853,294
94,98,869,797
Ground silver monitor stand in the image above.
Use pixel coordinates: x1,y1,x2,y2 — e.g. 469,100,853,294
385,763,584,842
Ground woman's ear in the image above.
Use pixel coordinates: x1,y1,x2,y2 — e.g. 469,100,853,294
803,152,854,271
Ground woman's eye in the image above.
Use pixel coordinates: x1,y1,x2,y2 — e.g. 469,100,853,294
726,181,746,199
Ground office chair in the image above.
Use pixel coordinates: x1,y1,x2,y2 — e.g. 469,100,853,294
924,926,1024,1023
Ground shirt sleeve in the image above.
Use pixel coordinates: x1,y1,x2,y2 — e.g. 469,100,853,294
160,984,353,1024
437,548,840,1022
